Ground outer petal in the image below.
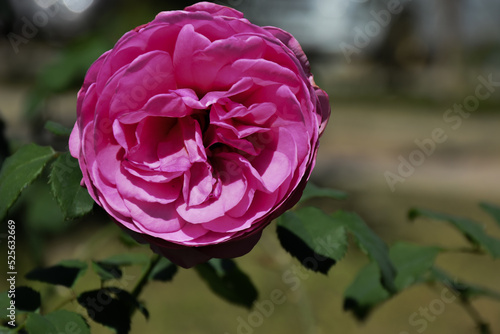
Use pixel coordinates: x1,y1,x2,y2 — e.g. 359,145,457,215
184,2,245,19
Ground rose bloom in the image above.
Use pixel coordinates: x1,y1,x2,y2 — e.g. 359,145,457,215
69,2,330,268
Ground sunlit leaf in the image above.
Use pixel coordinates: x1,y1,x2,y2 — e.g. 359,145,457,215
390,242,441,291
277,207,347,274
45,310,90,334
332,211,397,293
0,143,55,220
49,152,94,220
298,182,347,204
343,262,390,320
25,313,56,334
409,208,500,258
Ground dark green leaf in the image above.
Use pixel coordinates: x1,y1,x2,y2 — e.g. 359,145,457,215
50,152,94,220
91,253,150,281
23,180,66,233
119,232,141,248
277,207,347,274
44,121,72,136
25,259,87,288
0,143,55,220
0,325,15,334
343,262,390,320
99,253,150,267
195,259,258,309
14,286,41,312
92,261,122,281
25,313,56,334
389,242,441,291
45,310,90,334
430,267,500,301
480,202,500,228
148,257,178,282
331,211,397,293
78,288,147,334
0,118,10,170
298,182,347,204
409,208,500,258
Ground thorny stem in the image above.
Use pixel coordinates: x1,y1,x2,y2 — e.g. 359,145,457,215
459,298,491,334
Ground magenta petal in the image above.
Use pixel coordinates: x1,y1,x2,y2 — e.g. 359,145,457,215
69,123,80,158
116,167,181,205
124,198,183,233
264,26,311,76
110,50,176,115
176,172,247,223
183,162,214,207
173,24,211,89
314,86,331,135
184,2,244,19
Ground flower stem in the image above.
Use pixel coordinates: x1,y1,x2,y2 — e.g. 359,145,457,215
459,298,491,334
131,254,161,300
441,247,484,255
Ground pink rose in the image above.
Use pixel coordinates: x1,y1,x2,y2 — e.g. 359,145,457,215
69,2,330,268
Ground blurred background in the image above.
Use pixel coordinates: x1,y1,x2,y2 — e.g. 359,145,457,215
1,0,499,333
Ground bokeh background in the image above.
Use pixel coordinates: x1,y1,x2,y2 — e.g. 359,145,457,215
1,0,499,333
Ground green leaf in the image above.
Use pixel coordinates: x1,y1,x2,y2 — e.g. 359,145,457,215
25,313,56,334
0,326,15,334
25,311,90,334
0,292,13,321
78,288,147,334
23,180,66,233
92,253,149,282
343,262,390,320
298,182,347,204
344,242,442,320
44,121,72,136
92,261,122,281
25,259,87,288
331,211,397,293
119,231,141,248
277,207,348,274
480,202,500,228
0,143,55,220
430,267,500,302
50,152,94,220
99,253,150,267
389,242,441,291
148,257,178,282
195,259,258,309
45,310,90,334
410,208,500,258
